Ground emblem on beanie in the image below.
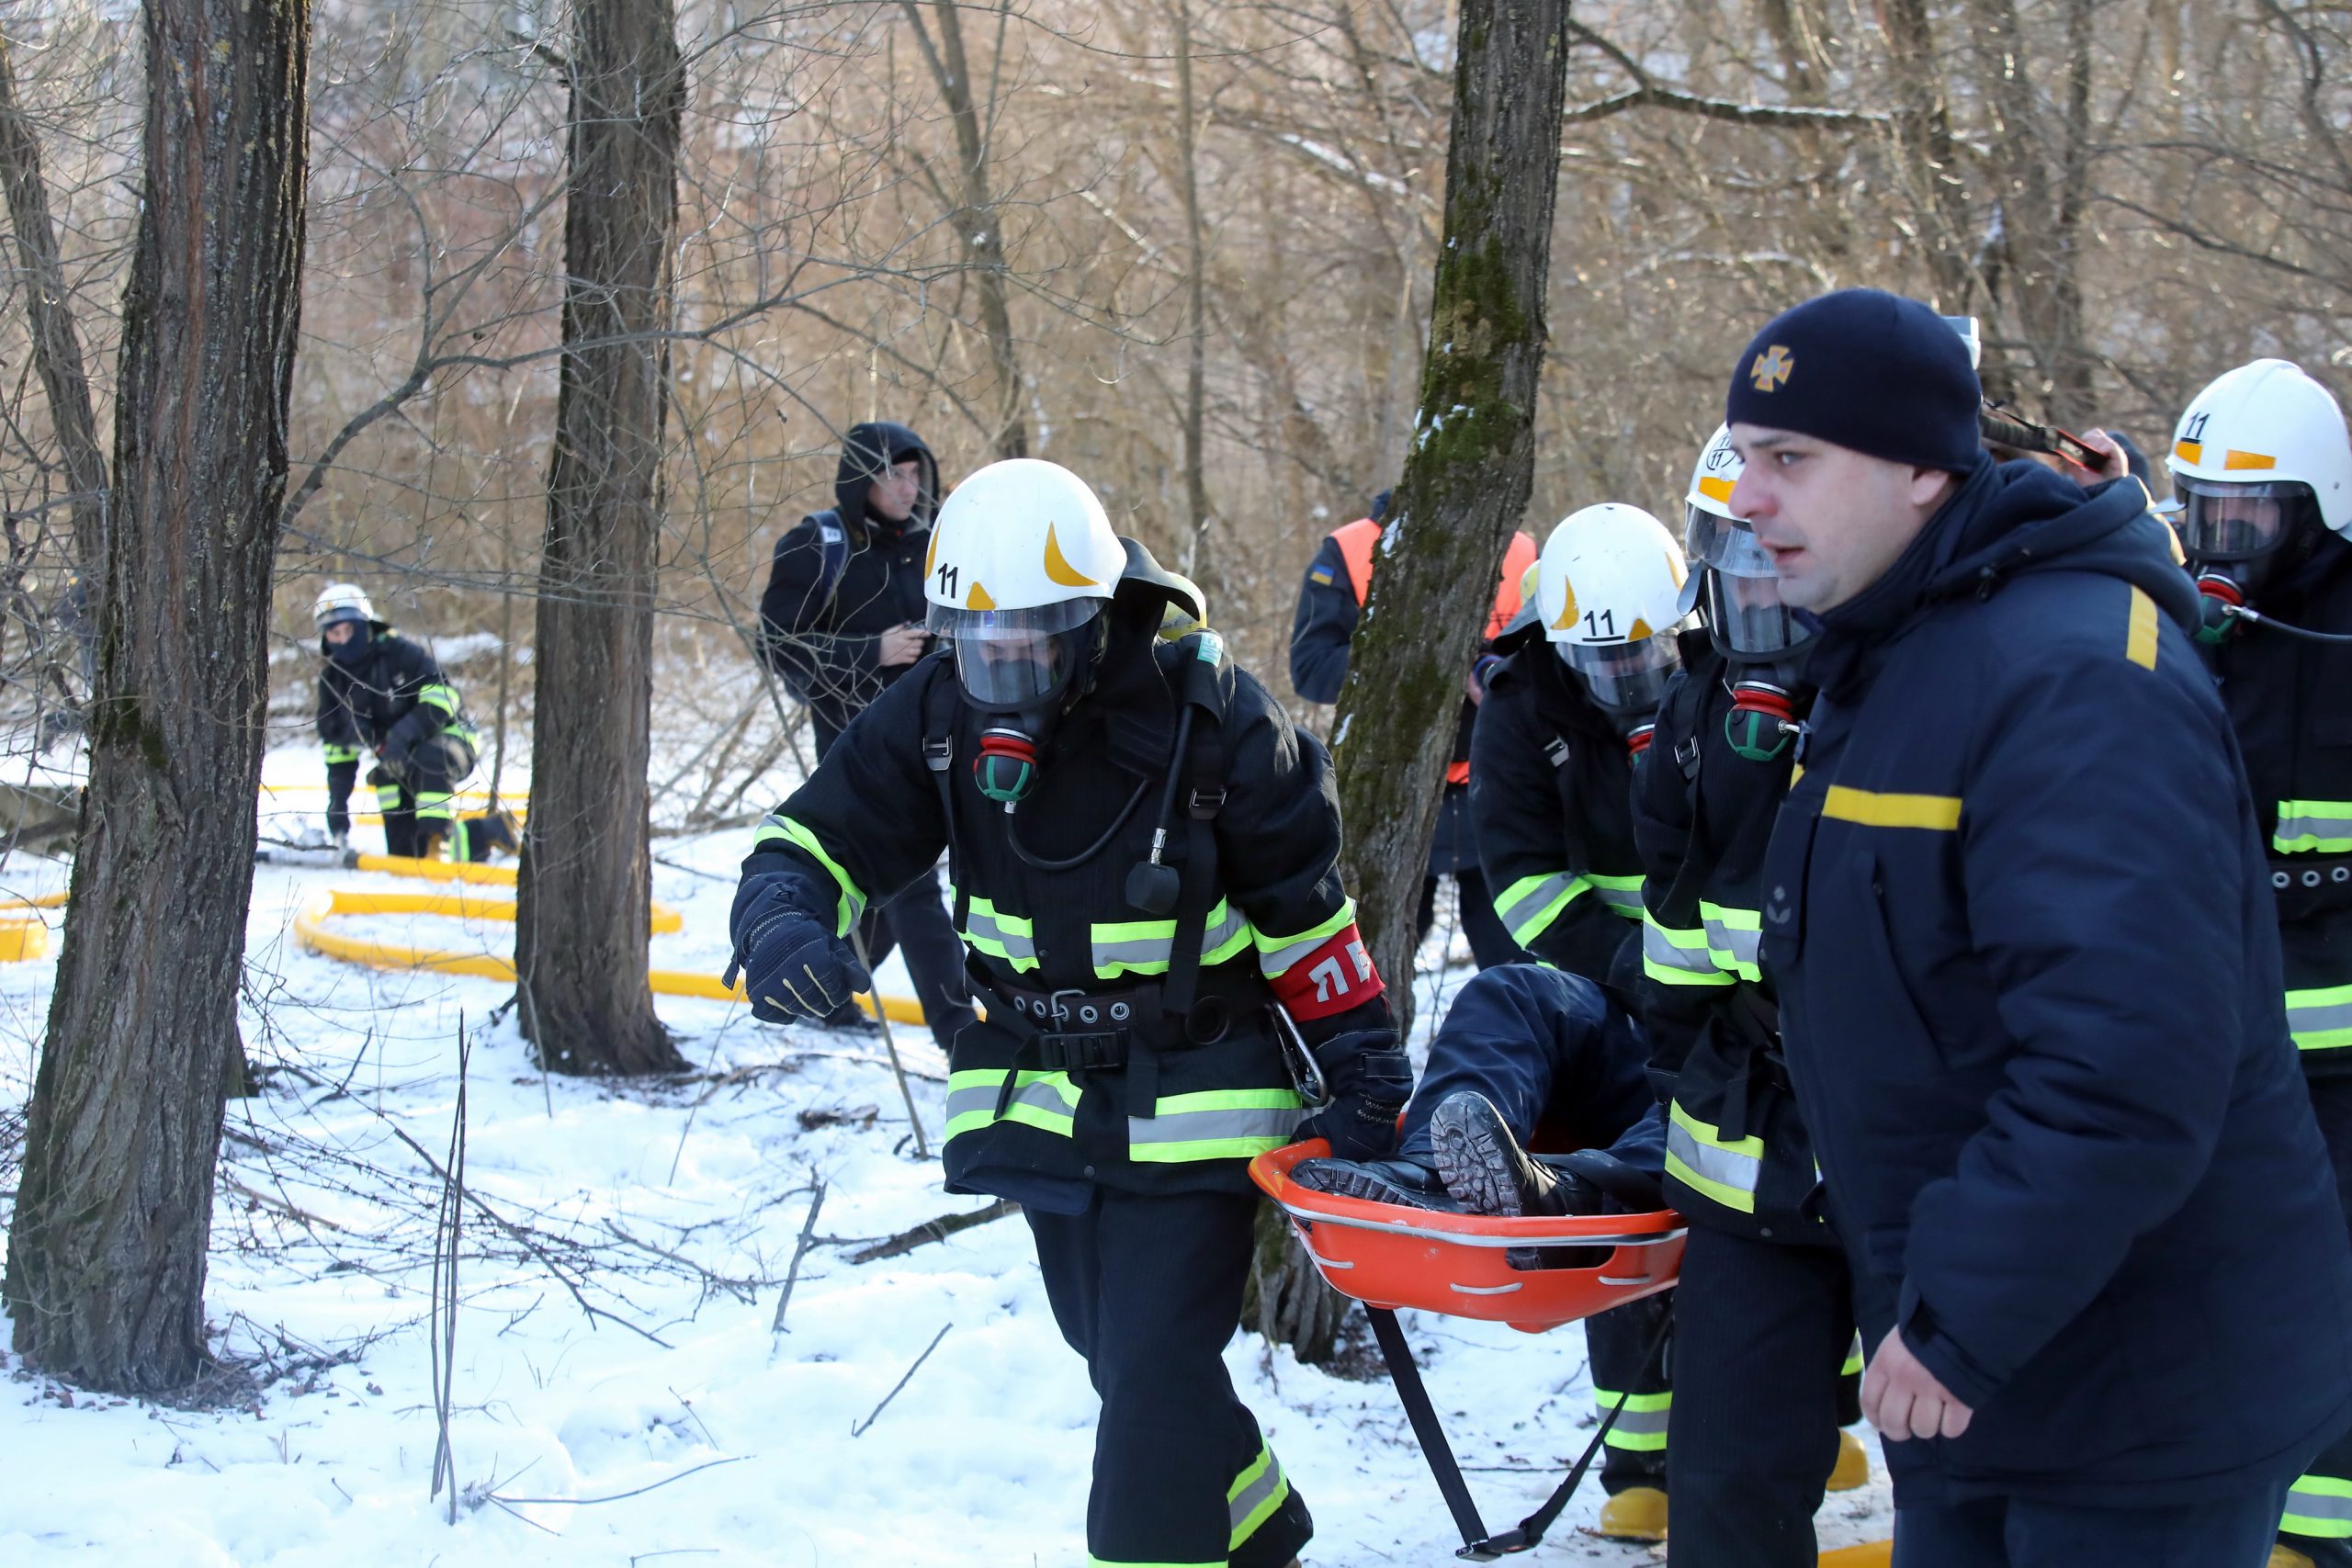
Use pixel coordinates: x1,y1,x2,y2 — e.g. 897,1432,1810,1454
1750,344,1794,393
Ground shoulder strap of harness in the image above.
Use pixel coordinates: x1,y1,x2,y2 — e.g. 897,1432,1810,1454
1159,631,1235,1027
919,665,968,931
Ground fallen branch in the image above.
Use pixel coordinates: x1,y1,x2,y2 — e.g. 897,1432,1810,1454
846,1198,1018,1264
851,1323,951,1438
770,1181,826,1335
221,1173,348,1233
492,1454,750,1507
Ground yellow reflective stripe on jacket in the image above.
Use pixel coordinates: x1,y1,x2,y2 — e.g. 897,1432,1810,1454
374,781,404,812
1252,899,1355,977
1842,1333,1864,1379
2276,800,2352,854
1644,912,1733,987
1590,872,1645,920
1820,785,1963,830
2125,584,2160,671
2285,1474,2352,1539
751,814,868,936
943,1068,1079,1142
1090,898,1253,977
1227,1439,1293,1551
1592,1388,1671,1452
416,681,461,716
1127,1088,1302,1163
1700,900,1763,982
413,791,455,824
2290,983,2352,1053
1494,871,1587,947
956,889,1039,973
1666,1100,1762,1214
322,742,360,764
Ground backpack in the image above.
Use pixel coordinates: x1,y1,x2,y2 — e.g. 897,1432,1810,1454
768,511,852,708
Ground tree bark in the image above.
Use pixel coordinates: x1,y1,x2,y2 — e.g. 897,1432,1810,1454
902,0,1029,459
1171,0,1216,601
514,0,689,1077
5,0,307,1392
1331,0,1576,1015
0,32,106,587
1878,0,1982,315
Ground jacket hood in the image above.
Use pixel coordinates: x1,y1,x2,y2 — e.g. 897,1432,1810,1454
1815,457,2198,682
834,421,938,540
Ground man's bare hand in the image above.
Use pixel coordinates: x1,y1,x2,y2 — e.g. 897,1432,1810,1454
2075,428,2132,485
1861,1325,1973,1442
877,623,930,668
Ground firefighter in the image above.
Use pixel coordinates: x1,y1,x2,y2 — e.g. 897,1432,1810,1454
1628,424,1871,1566
313,583,479,862
1291,500,1686,1539
1290,494,1536,967
757,420,977,1047
1739,290,2352,1566
728,458,1408,1568
2165,360,2352,1568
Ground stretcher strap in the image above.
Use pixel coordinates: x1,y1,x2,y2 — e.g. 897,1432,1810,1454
1366,1299,1674,1561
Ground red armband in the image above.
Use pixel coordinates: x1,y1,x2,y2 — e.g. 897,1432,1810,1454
1266,923,1385,1021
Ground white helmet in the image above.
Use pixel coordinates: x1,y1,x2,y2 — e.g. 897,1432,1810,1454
1682,423,1747,570
1536,503,1688,715
312,581,375,631
922,459,1128,711
2167,359,2352,553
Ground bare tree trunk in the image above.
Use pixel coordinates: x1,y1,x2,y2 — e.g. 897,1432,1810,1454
0,31,107,585
1332,0,1576,1014
5,0,307,1392
514,0,689,1077
902,0,1029,459
1171,0,1216,601
1878,0,1981,314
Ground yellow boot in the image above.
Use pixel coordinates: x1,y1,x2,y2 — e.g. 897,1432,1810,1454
1595,1483,1668,1542
2270,1548,2317,1568
1826,1427,1871,1492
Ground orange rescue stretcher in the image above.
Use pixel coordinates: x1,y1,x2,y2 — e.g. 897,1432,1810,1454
1250,1138,1686,1560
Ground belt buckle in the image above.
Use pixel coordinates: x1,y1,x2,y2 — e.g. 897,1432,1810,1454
1045,987,1086,1031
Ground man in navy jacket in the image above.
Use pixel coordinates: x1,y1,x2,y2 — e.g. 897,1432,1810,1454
1729,289,2352,1566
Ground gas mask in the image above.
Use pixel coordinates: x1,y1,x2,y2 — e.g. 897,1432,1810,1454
1556,635,1679,756
946,606,1108,807
2180,479,2319,644
1697,548,1814,763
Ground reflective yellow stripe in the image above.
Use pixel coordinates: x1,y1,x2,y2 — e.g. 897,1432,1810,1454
1494,871,1586,946
943,1068,1079,1142
1252,899,1355,976
413,791,455,824
1227,1440,1291,1550
322,743,360,764
1821,785,1962,831
2125,585,2159,671
1589,872,1645,920
1842,1333,1864,1378
1665,1100,1761,1214
750,815,868,936
2290,983,2352,1053
1699,900,1762,982
2276,800,2352,854
1090,899,1252,977
957,891,1039,973
2285,1473,2352,1538
1644,912,1733,987
1594,1388,1671,1452
1128,1088,1302,1164
417,682,461,716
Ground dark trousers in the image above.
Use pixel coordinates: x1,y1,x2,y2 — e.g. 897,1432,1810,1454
1893,1481,2292,1568
1669,1222,1857,1568
1026,1188,1314,1568
2284,1072,2352,1562
856,864,978,1050
1396,964,1672,1490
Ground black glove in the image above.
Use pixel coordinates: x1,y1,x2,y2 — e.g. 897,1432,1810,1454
1295,1027,1414,1162
1554,1147,1666,1213
726,877,868,1024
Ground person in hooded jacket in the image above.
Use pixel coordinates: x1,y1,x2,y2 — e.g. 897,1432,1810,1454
2165,359,2352,1568
756,421,976,1047
1290,492,1534,967
1733,288,2352,1566
314,582,479,861
728,458,1413,1568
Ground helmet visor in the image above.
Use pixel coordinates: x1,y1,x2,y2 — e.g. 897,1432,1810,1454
1705,568,1814,659
1560,633,1680,714
932,602,1102,709
1685,505,1747,570
2178,479,2303,561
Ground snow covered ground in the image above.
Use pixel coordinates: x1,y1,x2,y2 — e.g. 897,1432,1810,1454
0,746,1895,1565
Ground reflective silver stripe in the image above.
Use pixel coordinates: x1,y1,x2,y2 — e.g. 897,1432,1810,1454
1644,920,1716,975
944,1074,1076,1138
2285,1476,2352,1532
1666,1121,1759,1195
1703,913,1760,971
964,906,1036,964
1092,931,1172,970
2277,803,2352,851
1597,1408,1670,1444
1203,900,1250,959
1126,1103,1300,1149
1497,872,1578,933
1592,880,1644,918
2289,991,2352,1046
1227,1448,1289,1544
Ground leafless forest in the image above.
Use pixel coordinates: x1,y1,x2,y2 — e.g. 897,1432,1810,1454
0,0,2336,762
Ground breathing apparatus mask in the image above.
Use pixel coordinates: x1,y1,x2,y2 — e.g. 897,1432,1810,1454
2180,479,2327,644
929,598,1109,807
1687,513,1813,761
1557,637,1679,756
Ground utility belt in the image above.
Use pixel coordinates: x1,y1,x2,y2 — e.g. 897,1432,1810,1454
2271,852,2352,921
972,964,1274,1120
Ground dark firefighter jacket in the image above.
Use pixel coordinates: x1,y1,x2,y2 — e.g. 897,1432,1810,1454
758,421,941,751
317,624,467,802
1761,458,2352,1505
1467,638,1643,985
737,583,1385,1213
2206,530,2352,1075
1631,636,1829,1247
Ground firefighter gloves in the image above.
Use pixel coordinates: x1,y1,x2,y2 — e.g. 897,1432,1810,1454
728,877,870,1024
1297,1028,1414,1161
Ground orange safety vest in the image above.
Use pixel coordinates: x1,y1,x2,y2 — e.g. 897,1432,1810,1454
1329,517,1538,784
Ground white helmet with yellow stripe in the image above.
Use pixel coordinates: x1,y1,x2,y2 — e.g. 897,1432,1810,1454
1534,503,1688,716
923,458,1129,715
2167,359,2352,551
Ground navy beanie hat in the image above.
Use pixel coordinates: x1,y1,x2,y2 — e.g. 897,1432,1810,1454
1724,288,1984,474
